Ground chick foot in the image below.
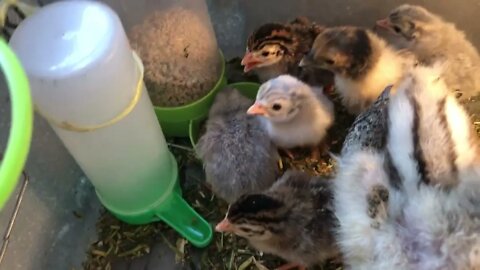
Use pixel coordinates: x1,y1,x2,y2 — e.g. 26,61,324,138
310,143,329,161
324,84,335,95
310,147,321,161
280,148,296,160
275,262,306,270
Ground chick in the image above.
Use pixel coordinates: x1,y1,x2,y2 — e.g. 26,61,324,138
376,4,480,103
300,26,416,115
216,170,340,270
246,75,334,160
242,17,334,88
334,65,480,269
340,84,392,156
385,64,480,190
196,87,280,203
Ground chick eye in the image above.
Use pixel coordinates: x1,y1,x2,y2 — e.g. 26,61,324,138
393,26,402,33
324,58,335,65
261,51,269,57
272,103,282,111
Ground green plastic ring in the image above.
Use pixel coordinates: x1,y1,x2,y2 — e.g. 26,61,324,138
0,38,33,210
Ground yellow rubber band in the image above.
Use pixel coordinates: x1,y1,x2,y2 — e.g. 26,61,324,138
35,51,144,133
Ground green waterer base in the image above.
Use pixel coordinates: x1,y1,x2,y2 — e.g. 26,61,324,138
95,153,213,248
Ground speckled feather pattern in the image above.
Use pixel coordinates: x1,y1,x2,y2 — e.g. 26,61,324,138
263,171,340,266
247,17,334,86
196,88,280,203
230,170,340,267
247,17,323,65
334,65,480,270
340,85,392,156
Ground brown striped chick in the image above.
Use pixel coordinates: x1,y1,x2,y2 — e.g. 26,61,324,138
216,170,340,270
242,17,334,89
246,75,334,160
334,65,480,270
300,26,416,115
376,4,480,105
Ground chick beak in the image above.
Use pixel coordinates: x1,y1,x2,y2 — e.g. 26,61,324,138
241,52,262,73
247,103,267,116
375,18,392,30
215,218,233,232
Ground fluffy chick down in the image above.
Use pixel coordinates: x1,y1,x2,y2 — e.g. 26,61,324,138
196,87,280,203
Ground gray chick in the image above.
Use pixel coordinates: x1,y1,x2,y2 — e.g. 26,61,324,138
216,170,340,270
334,64,480,270
376,4,480,103
196,87,280,204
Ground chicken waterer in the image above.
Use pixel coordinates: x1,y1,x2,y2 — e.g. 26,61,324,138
9,0,212,247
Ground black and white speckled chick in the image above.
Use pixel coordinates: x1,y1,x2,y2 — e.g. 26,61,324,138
242,17,334,88
196,87,280,203
334,65,480,270
300,26,416,115
216,170,340,270
376,4,480,104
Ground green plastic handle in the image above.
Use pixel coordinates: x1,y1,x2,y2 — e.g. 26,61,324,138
156,191,213,248
0,38,33,210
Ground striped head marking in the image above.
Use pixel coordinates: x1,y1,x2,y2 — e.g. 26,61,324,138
242,23,294,72
215,194,288,240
